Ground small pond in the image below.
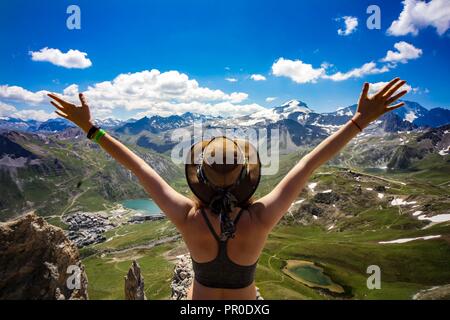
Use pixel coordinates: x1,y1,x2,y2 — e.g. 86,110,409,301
283,260,344,293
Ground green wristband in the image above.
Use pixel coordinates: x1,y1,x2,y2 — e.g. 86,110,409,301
94,129,106,143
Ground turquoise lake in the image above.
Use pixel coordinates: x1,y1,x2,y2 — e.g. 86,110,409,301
290,265,332,286
122,199,162,216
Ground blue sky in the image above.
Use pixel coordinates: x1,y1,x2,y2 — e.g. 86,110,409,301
0,0,449,120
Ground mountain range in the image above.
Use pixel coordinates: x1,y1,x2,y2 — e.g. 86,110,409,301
1,99,449,135
1,98,449,300
0,98,448,219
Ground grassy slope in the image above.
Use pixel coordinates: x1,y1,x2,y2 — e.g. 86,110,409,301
80,149,450,300
258,216,450,300
83,244,176,300
5,129,449,299
82,208,450,300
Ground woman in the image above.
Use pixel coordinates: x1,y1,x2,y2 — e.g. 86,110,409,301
48,77,407,300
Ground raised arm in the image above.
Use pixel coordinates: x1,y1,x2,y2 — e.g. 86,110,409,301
48,92,193,227
252,78,408,230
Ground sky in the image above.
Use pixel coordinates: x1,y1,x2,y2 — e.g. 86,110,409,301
0,0,449,121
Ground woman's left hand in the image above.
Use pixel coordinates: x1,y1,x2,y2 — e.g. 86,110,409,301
47,92,94,133
353,77,407,129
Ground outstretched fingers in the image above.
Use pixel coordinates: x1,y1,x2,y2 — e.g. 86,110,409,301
375,78,400,98
386,102,405,111
385,90,407,106
79,93,88,107
47,93,71,107
50,101,66,112
384,80,406,99
360,82,369,100
55,110,69,119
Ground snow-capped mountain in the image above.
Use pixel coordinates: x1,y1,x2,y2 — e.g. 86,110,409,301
224,99,314,127
1,100,449,136
94,118,127,128
37,118,75,132
115,112,218,134
393,101,429,124
413,107,450,128
250,99,313,123
0,117,41,132
0,117,127,132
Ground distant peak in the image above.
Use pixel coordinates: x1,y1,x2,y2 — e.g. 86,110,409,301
280,99,308,108
278,99,312,113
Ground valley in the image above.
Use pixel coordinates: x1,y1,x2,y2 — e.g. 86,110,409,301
0,98,449,299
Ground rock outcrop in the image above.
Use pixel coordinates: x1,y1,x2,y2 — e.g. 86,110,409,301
171,254,194,300
170,254,263,300
0,213,88,299
124,260,146,300
413,284,450,300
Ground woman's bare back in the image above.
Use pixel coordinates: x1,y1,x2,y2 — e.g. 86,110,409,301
179,206,268,299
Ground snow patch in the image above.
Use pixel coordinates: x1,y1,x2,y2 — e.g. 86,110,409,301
412,211,423,216
379,235,441,244
404,111,417,123
308,182,318,192
438,146,449,156
418,214,450,223
391,198,417,206
377,193,384,199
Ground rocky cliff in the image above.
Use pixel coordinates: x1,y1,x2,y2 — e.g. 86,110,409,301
0,213,88,299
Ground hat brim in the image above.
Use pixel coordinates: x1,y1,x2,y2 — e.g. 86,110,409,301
185,138,261,206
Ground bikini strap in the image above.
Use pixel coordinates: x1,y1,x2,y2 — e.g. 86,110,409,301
233,208,246,226
200,208,221,242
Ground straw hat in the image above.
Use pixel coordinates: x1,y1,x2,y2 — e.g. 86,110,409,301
185,136,261,207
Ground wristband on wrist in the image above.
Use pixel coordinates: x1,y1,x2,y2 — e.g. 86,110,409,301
87,125,100,139
94,128,106,143
351,118,363,132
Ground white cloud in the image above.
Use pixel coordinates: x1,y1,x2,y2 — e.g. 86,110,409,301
387,0,450,36
265,97,277,102
272,57,325,84
272,40,422,84
0,101,57,121
29,47,92,69
381,41,422,63
320,62,333,69
369,81,412,96
411,87,430,94
225,77,238,82
1,69,261,119
0,102,17,117
12,109,57,122
323,62,390,81
135,101,264,118
63,84,79,96
250,74,266,81
337,16,358,36
0,85,48,104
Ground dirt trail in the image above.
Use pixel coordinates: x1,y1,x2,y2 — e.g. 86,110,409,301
99,234,182,256
60,187,91,216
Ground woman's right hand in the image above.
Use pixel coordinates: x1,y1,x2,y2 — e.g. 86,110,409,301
48,92,94,133
352,77,407,130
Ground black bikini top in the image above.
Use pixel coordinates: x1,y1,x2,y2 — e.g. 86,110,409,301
191,208,258,289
